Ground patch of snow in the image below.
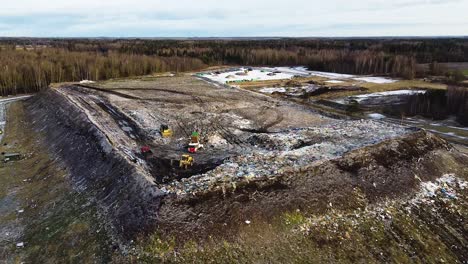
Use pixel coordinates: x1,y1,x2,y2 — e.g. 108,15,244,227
265,67,399,83
204,68,293,84
79,80,95,84
259,87,287,94
200,66,400,86
430,130,468,140
350,90,426,102
262,66,311,77
264,67,355,79
309,71,355,79
353,77,397,84
368,113,386,120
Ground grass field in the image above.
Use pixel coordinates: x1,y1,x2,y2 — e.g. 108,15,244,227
0,102,111,263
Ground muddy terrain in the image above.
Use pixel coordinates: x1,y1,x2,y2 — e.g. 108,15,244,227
1,73,467,262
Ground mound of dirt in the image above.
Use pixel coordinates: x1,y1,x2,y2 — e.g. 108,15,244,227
26,90,164,242
157,131,467,241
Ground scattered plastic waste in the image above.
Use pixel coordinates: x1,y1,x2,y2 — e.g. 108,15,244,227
161,120,412,195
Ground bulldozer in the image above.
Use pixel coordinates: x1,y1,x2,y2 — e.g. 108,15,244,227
160,124,173,138
179,154,194,169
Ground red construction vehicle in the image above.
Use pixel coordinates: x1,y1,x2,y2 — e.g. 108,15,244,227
141,146,152,156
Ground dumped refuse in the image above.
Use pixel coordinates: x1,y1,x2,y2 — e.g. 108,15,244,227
162,120,416,195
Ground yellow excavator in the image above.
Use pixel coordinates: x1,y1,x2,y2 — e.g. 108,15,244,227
179,154,194,169
160,124,173,138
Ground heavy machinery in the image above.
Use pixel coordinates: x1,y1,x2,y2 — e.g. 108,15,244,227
160,124,173,138
179,154,194,169
140,146,152,158
188,131,204,153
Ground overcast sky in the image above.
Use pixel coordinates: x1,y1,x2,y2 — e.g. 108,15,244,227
0,0,467,37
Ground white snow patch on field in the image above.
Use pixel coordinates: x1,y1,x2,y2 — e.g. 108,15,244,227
203,68,293,84
199,66,399,86
350,90,426,102
353,77,397,84
262,66,311,77
264,67,356,79
309,71,355,79
79,80,95,84
368,113,386,120
259,87,287,94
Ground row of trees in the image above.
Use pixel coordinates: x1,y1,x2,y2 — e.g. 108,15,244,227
403,87,468,125
0,38,467,96
120,44,419,78
0,48,205,96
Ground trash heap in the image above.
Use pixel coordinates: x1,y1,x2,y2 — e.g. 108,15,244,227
292,173,467,247
161,119,414,196
412,173,466,203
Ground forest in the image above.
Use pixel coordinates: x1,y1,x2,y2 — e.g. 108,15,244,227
1,38,467,96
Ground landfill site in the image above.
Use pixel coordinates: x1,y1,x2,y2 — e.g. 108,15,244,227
54,75,419,195
2,68,468,261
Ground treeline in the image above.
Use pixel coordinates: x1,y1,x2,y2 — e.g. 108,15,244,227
0,38,467,96
404,87,468,126
0,48,205,96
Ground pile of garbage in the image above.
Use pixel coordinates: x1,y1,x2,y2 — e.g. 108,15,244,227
161,119,413,195
294,173,467,240
412,173,466,204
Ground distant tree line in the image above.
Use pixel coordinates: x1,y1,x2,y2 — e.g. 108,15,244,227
404,86,468,126
0,47,205,96
0,38,467,96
